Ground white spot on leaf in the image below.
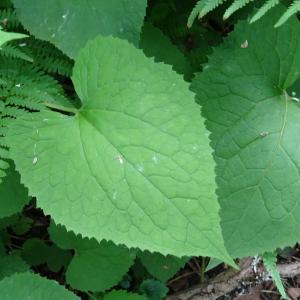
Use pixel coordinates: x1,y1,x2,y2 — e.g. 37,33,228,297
260,131,269,138
137,164,144,173
32,156,38,165
115,155,124,165
241,40,248,48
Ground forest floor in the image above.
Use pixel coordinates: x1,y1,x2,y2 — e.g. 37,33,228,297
166,248,300,300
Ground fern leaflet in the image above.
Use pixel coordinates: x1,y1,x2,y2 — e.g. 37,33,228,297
263,252,290,300
250,0,280,23
224,0,254,19
187,0,226,27
275,0,300,27
0,9,20,30
0,43,33,62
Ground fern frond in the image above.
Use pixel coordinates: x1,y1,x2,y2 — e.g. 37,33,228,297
0,147,9,159
188,0,226,27
0,56,74,180
0,102,8,182
5,96,43,111
0,9,20,30
250,0,280,23
0,43,33,62
0,57,72,108
187,1,206,28
18,38,74,76
199,0,227,17
275,0,300,27
263,252,290,300
224,0,254,19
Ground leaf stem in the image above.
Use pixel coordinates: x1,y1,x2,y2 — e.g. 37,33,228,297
44,101,78,114
200,256,206,284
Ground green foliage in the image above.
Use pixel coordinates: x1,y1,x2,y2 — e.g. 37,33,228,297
188,0,299,26
263,252,289,299
0,26,27,46
138,251,188,282
250,0,280,23
1,0,300,297
276,0,300,26
0,255,29,280
104,290,146,300
139,22,191,76
12,0,148,58
49,223,135,292
139,279,169,300
0,8,20,30
0,272,80,299
223,0,254,19
21,238,72,272
6,35,233,263
0,161,29,218
192,5,300,257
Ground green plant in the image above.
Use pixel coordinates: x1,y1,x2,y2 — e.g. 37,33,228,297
0,0,299,299
188,0,300,27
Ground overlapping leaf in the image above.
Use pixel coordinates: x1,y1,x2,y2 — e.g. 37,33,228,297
49,223,135,292
138,251,188,282
0,161,29,219
7,36,233,263
12,0,147,58
0,255,29,280
139,22,191,76
192,6,300,257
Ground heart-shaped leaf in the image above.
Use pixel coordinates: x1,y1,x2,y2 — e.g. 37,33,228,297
7,36,233,264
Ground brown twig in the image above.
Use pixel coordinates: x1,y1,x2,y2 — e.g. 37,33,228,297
167,259,300,300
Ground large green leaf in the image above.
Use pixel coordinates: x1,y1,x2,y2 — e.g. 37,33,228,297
192,6,300,258
12,0,147,58
0,161,29,219
7,36,233,263
49,223,135,292
0,272,79,299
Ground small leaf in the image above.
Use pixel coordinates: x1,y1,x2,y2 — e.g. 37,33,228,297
140,279,169,300
21,238,71,273
138,251,189,282
0,255,29,280
0,161,29,219
49,223,135,292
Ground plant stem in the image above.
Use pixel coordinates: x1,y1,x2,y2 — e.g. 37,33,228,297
200,257,206,284
44,101,78,114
